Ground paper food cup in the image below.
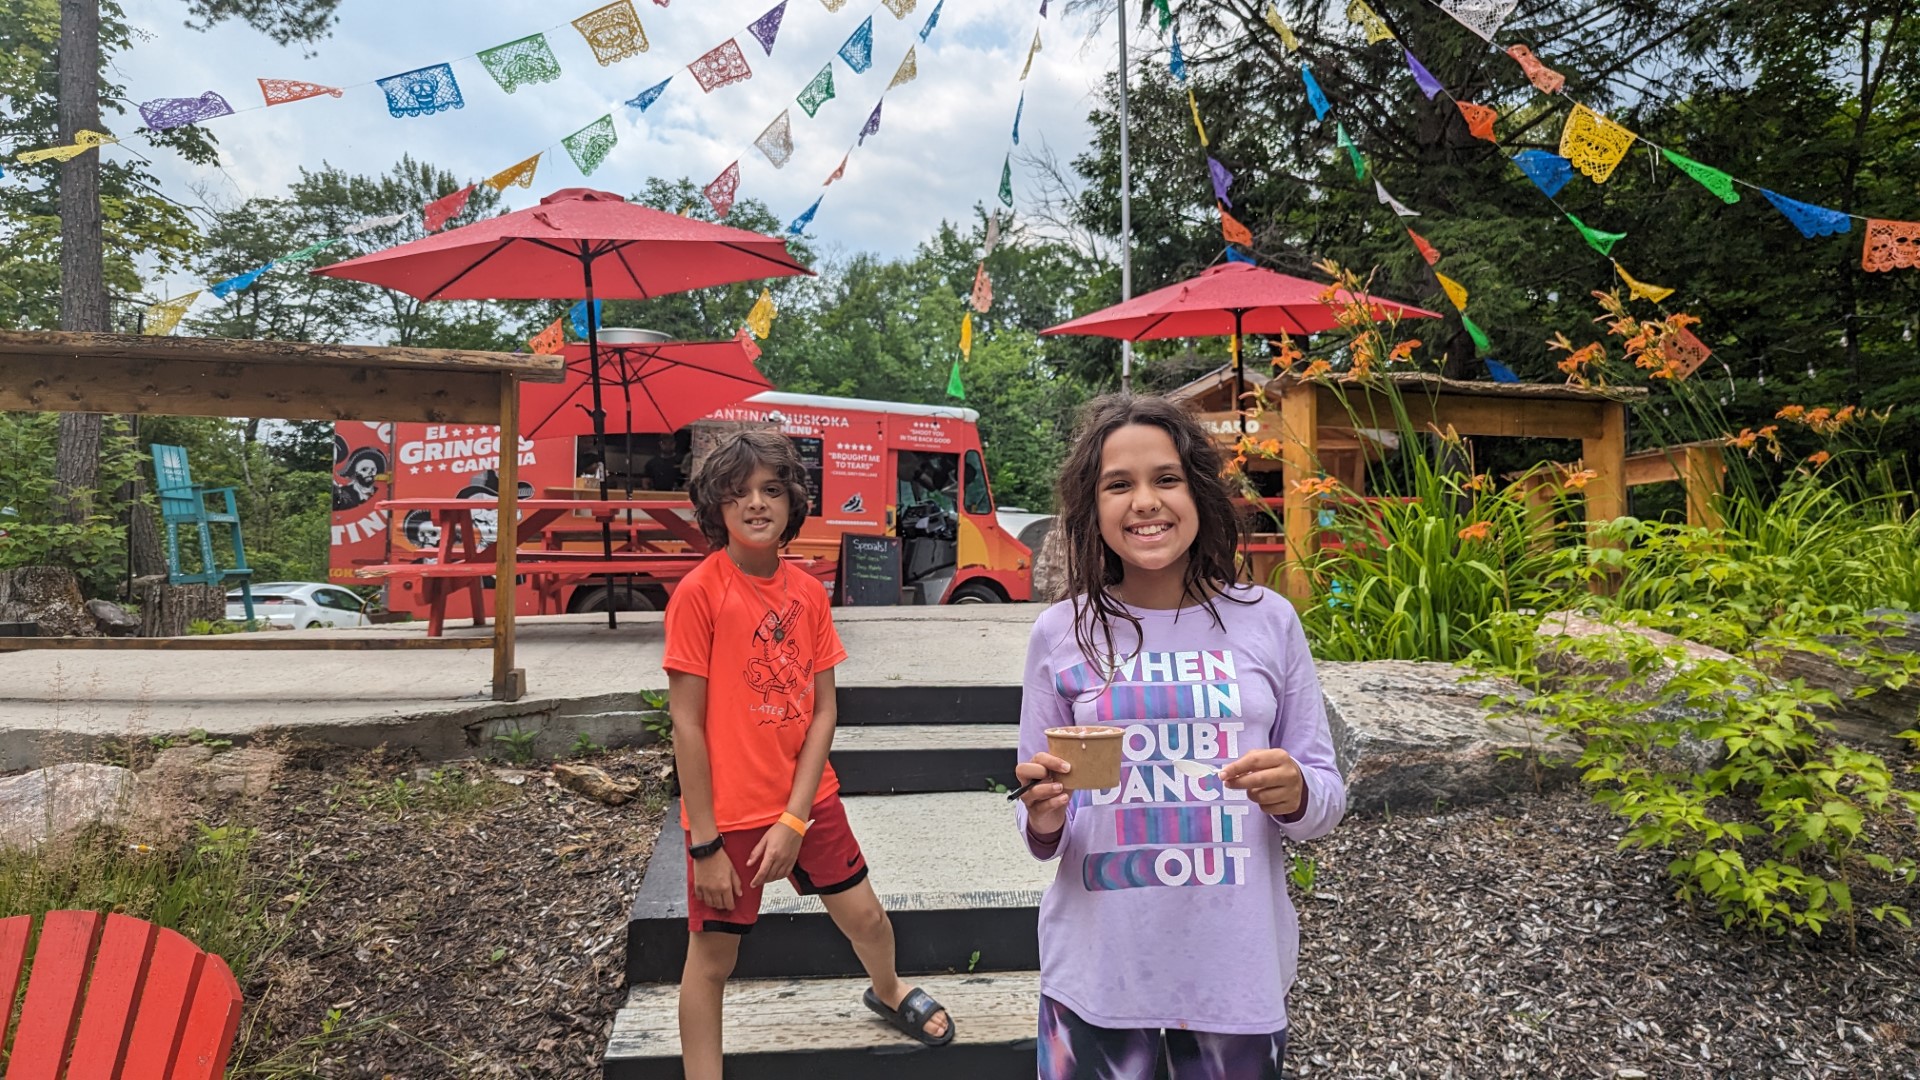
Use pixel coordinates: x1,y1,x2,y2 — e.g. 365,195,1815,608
1044,725,1125,790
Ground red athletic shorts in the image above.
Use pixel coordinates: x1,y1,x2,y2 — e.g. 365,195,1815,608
685,792,868,934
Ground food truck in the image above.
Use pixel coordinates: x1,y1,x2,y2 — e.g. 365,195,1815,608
330,392,1034,617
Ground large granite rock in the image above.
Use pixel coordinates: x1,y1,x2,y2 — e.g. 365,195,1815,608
1317,660,1579,814
1534,611,1733,771
1755,610,1920,749
144,744,286,800
0,763,137,850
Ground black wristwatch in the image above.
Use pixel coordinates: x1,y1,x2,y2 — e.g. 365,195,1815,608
688,835,726,860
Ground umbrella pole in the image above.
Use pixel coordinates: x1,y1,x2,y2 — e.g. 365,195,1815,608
1234,308,1247,435
583,257,618,630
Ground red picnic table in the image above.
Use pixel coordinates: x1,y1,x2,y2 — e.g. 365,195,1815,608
357,497,825,636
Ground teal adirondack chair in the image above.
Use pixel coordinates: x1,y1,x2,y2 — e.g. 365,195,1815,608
150,445,254,622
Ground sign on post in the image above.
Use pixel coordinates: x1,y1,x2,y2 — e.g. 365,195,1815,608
835,532,902,606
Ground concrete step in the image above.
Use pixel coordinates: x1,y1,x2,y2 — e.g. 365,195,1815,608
603,971,1038,1080
836,685,1019,726
627,793,1049,985
830,724,1018,795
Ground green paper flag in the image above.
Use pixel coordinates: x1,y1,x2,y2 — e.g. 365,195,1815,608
947,358,966,399
1662,148,1740,205
1566,213,1626,256
1153,0,1172,30
1336,123,1366,179
1461,314,1491,354
998,155,1014,207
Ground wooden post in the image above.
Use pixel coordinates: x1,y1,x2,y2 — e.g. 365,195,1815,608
1581,402,1628,594
1518,474,1557,554
493,375,525,702
1683,443,1725,531
1278,380,1318,604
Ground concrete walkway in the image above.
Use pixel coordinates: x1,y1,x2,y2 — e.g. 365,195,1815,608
0,606,1043,769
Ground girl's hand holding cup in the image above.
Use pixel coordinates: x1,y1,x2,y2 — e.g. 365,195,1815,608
1015,752,1073,837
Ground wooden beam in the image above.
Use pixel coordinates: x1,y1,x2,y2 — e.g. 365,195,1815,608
0,330,565,380
0,636,492,652
493,374,526,703
1278,380,1317,604
1581,402,1629,594
1683,443,1726,530
0,355,523,425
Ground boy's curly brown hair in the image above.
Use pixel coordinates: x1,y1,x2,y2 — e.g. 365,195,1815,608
687,430,811,550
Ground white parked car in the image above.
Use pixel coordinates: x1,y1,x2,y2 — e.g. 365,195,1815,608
227,583,371,629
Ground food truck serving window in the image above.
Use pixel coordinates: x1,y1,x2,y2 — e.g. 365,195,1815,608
963,450,992,515
790,436,824,517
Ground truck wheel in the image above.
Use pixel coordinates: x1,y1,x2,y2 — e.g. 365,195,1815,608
948,581,1004,604
570,586,658,613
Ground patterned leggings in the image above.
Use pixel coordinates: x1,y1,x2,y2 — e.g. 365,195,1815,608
1038,994,1288,1080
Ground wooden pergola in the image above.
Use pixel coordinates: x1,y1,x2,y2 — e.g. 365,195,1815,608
0,330,563,702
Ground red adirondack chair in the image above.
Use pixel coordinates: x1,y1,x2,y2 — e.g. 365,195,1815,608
0,910,243,1079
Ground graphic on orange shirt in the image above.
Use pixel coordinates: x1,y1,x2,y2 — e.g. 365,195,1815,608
745,601,812,726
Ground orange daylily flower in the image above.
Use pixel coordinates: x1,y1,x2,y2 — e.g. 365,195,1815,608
1775,404,1806,422
1562,469,1598,490
1292,476,1341,497
1301,359,1333,378
1456,520,1492,542
1388,339,1421,363
1807,450,1832,467
1258,438,1282,457
1463,473,1490,493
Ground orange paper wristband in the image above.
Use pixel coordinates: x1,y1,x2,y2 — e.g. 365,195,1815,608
778,812,809,836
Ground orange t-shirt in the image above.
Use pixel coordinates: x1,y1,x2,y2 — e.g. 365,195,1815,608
663,552,847,832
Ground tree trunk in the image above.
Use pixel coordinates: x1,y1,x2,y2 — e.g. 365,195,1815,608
53,0,108,526
137,582,224,637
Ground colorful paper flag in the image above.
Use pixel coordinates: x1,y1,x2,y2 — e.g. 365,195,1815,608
1513,149,1573,198
258,79,342,106
377,63,464,118
1302,66,1331,121
999,155,1014,207
883,0,917,18
1457,100,1498,142
1012,93,1025,144
1663,326,1712,379
1485,357,1519,382
748,2,788,55
1022,30,1042,79
971,262,993,312
138,91,234,131
1461,313,1491,352
821,0,847,8
1862,219,1920,272
1208,156,1234,207
1224,248,1256,265
423,185,475,232
756,110,795,167
478,33,563,93
1345,0,1395,43
1761,190,1852,238
571,300,603,338
1336,123,1366,178
735,324,763,363
1188,88,1209,146
1615,264,1674,303
1375,178,1418,217
825,154,849,186
1153,0,1172,30
1436,273,1469,312
275,238,345,268
142,292,200,337
959,312,973,358
787,196,822,237
1566,213,1626,255
15,130,116,165
1661,148,1739,204
705,161,742,217
342,212,407,236
798,66,836,117
890,47,918,89
486,154,542,191
1170,26,1186,82
574,1,649,65
210,263,274,300
947,358,965,399
1559,104,1636,183
529,318,565,356
565,115,618,175
1505,45,1564,94
1404,49,1443,99
628,76,672,111
983,212,1001,255
1407,229,1440,265
840,17,875,73
747,289,777,338
921,0,944,41
858,101,883,145
691,38,754,91
1438,0,1518,42
1221,205,1253,246
1264,4,1299,51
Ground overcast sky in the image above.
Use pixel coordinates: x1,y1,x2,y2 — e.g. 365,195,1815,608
117,0,1125,290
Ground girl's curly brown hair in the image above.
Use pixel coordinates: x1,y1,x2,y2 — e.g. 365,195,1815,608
687,430,811,550
1053,394,1250,670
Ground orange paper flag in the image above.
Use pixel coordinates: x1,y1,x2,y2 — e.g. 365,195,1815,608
1456,101,1498,142
1407,229,1441,265
1221,205,1252,247
529,318,564,355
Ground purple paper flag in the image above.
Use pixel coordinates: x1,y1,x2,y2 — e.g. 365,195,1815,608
1404,49,1443,100
748,2,787,55
859,100,883,145
1208,156,1234,208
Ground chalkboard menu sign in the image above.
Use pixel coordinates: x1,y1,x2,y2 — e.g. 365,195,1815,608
792,436,824,517
836,533,903,606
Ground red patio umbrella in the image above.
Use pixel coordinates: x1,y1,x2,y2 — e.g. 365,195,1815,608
1041,262,1440,430
318,187,810,627
521,335,772,442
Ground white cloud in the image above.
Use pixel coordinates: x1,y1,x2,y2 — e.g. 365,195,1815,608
118,0,1120,285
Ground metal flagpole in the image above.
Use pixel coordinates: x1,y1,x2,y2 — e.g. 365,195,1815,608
1117,0,1134,392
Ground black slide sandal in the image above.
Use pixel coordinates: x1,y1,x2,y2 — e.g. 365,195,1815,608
862,986,956,1047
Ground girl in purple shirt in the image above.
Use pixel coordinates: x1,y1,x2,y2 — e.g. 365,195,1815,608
1013,394,1346,1079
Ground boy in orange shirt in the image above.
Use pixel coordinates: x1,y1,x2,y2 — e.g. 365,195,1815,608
664,431,954,1078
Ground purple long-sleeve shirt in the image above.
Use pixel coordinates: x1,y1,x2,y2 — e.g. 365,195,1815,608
1014,585,1345,1035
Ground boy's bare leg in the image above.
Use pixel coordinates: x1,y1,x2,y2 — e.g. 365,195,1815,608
680,931,742,1080
818,879,950,1039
